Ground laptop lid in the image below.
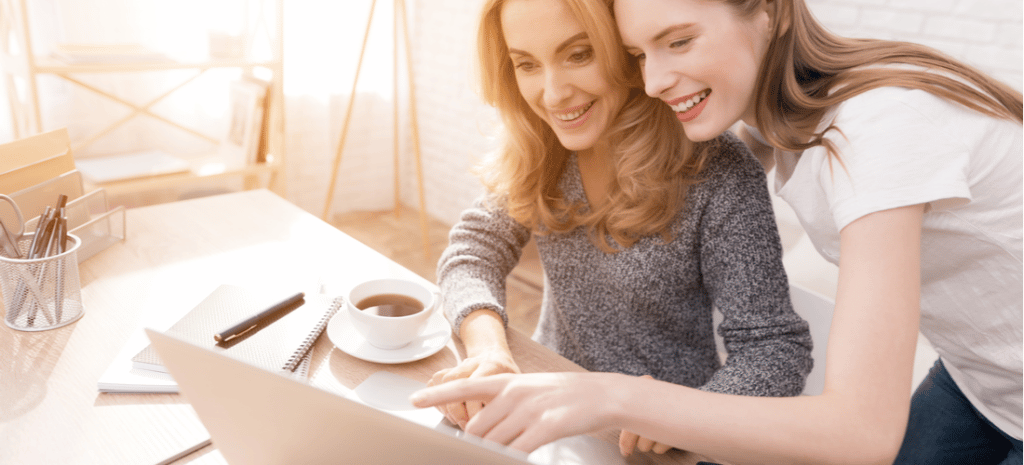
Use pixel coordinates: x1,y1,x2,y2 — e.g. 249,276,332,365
145,329,637,465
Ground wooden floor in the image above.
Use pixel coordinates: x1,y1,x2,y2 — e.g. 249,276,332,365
330,206,544,337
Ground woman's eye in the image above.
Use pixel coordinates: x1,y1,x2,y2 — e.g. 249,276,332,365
568,47,594,64
514,61,536,72
669,38,692,49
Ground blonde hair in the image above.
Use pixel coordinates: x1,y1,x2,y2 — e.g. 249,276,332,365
476,0,709,252
732,0,1023,157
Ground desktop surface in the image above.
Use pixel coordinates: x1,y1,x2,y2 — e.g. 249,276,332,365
0,189,707,465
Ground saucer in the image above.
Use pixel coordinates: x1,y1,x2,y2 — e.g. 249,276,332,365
327,309,451,364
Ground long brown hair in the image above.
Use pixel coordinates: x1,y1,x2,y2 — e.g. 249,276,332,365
729,0,1023,157
476,0,709,251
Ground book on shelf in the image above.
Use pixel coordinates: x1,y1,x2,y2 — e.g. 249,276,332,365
219,78,269,168
75,150,190,184
248,76,273,164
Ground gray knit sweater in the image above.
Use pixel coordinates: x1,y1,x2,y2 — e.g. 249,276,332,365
438,132,813,397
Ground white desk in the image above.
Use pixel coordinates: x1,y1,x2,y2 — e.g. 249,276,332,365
0,189,707,464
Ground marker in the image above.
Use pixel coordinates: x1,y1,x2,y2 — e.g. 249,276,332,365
214,292,305,342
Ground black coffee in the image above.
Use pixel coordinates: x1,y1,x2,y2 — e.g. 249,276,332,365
356,294,424,317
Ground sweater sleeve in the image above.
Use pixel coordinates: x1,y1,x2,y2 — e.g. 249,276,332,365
696,134,814,397
436,195,533,335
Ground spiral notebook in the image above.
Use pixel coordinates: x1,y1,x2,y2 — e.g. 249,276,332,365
132,284,340,377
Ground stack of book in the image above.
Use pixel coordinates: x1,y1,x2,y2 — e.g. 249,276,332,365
75,150,191,184
98,285,341,393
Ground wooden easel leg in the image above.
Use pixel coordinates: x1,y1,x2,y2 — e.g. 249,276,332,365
393,0,401,216
322,0,378,221
325,0,432,264
397,0,432,263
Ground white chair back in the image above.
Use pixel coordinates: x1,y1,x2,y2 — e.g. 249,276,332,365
712,283,836,395
788,283,835,395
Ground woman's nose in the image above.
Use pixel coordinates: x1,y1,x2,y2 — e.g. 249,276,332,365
542,69,572,107
643,55,676,99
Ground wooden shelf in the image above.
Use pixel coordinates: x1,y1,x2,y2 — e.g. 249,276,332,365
89,160,279,198
31,57,280,74
0,0,286,199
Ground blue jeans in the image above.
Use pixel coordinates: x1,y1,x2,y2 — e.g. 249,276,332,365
894,359,1023,464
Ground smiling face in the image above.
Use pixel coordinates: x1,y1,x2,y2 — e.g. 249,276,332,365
614,0,771,142
501,0,628,153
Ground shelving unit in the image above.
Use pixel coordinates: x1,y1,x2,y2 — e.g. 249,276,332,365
0,0,285,199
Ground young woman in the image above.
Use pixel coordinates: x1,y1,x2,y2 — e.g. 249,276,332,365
413,0,1023,463
424,0,813,445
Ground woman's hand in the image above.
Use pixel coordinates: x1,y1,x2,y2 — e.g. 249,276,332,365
411,371,633,453
619,429,673,456
427,349,520,429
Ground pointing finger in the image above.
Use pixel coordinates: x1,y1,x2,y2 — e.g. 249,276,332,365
410,375,511,408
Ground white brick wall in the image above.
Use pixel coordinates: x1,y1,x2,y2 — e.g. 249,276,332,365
406,0,1023,225
394,0,495,225
809,0,1023,89
280,0,496,220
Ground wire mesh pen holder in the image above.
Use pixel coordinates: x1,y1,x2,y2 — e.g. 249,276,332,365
0,234,84,331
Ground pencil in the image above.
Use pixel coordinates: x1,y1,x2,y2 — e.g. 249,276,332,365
53,216,67,322
26,207,52,260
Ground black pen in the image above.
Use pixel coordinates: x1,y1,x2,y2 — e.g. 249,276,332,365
214,291,305,342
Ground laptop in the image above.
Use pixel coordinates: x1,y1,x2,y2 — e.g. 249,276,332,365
145,329,647,465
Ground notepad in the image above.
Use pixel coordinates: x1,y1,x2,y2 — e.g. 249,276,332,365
132,285,340,375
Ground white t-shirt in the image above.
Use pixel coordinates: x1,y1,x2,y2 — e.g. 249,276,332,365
764,86,1023,439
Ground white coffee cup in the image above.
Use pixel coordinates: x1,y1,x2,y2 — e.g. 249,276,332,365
346,278,439,350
